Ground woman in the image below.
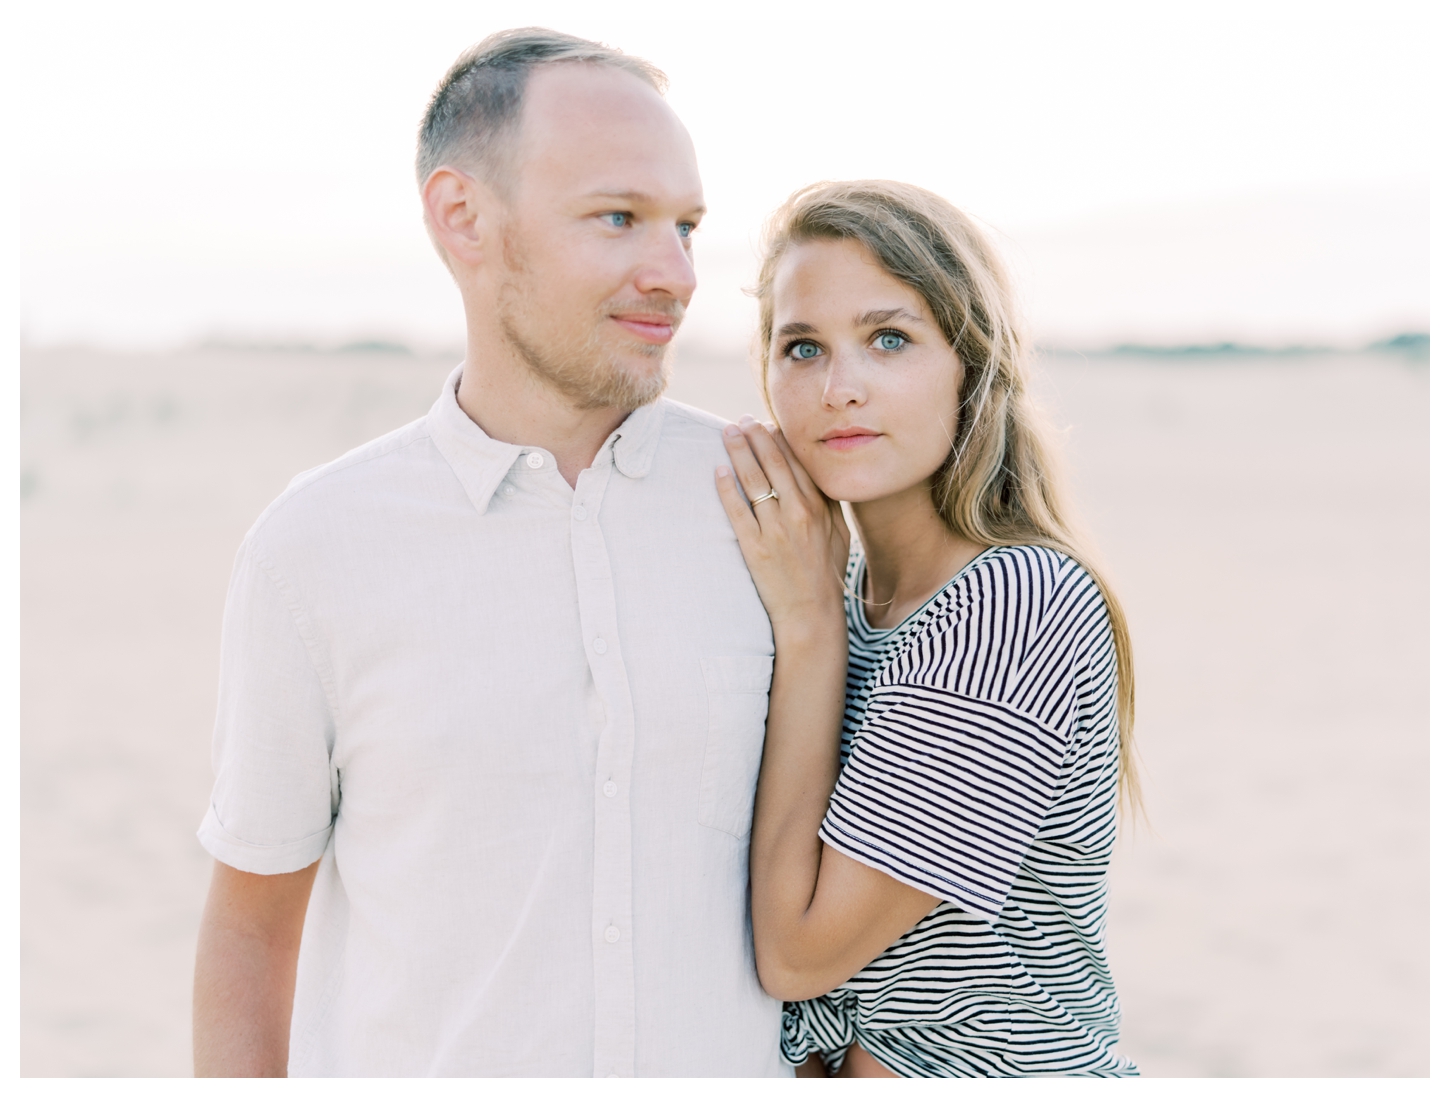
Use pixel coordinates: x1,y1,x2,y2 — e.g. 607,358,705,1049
714,181,1139,1078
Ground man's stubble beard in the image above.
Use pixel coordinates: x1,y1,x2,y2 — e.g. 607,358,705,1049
496,237,677,413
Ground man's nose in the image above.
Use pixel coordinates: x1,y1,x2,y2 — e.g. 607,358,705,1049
632,225,697,304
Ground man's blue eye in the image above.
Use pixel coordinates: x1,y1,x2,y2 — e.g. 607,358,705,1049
789,342,823,360
874,332,906,351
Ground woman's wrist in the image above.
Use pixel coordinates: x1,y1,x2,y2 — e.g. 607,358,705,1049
771,608,847,653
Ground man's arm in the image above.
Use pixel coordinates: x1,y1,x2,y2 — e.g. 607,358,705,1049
193,858,319,1077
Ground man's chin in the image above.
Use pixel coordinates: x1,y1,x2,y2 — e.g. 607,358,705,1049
610,330,672,364
563,351,670,412
602,342,673,404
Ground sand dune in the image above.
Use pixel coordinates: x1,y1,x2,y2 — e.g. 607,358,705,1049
19,345,1428,1076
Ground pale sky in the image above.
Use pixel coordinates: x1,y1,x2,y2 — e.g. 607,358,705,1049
17,1,1433,352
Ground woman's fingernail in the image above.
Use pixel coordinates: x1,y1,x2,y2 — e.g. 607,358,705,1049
740,414,756,426
724,424,741,437
716,465,732,478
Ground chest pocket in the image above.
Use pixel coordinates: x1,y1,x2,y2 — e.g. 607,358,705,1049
697,655,774,839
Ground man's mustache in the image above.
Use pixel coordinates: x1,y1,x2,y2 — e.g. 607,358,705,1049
602,296,686,325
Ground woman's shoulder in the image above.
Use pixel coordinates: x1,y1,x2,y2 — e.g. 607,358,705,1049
941,543,1101,613
899,544,1110,669
854,545,1112,734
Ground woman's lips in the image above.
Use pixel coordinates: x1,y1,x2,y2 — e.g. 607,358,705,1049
822,431,881,452
612,316,676,344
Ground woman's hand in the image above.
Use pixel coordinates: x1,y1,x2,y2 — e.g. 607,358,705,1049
715,416,850,636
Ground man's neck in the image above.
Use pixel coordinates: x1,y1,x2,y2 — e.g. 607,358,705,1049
455,343,630,490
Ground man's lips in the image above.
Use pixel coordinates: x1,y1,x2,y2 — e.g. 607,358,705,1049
821,428,881,452
611,315,677,345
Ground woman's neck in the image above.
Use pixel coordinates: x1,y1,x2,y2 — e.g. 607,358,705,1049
849,484,987,631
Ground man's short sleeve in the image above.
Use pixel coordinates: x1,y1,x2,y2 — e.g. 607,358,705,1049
819,682,1070,920
197,538,338,875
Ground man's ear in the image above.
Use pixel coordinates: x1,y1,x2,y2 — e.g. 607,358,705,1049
422,166,498,269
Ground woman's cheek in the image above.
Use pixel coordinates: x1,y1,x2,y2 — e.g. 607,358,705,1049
767,375,812,443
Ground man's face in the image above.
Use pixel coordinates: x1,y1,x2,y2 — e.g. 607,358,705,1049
493,64,705,411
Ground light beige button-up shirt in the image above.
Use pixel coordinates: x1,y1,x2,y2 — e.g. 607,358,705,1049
198,365,788,1077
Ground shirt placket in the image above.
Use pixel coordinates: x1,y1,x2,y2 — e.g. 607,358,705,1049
569,460,637,1078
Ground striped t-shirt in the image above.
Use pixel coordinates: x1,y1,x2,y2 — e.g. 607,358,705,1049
780,544,1137,1077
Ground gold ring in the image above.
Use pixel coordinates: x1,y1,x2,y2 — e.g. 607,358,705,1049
749,489,778,507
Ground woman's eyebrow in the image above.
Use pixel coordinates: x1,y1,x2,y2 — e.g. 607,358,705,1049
776,321,819,339
855,307,925,327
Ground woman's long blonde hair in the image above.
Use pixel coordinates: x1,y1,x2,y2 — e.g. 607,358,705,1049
754,180,1141,813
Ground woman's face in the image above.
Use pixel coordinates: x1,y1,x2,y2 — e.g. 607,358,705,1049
765,238,964,505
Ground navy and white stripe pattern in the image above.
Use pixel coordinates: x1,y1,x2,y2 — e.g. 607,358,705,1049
781,544,1137,1077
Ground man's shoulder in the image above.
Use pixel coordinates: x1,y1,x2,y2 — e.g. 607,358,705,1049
661,397,742,438
655,398,733,456
658,397,731,433
245,416,437,548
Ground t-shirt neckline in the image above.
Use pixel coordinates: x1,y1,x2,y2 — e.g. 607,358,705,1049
848,544,1004,643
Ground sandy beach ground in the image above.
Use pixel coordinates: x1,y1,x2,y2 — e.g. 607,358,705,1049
19,344,1428,1077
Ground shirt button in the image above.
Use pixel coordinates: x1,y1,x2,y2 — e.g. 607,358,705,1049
602,780,617,798
502,485,515,497
525,452,544,469
593,638,607,654
573,504,587,521
604,926,621,943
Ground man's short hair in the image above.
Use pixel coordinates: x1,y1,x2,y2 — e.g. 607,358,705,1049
416,27,668,191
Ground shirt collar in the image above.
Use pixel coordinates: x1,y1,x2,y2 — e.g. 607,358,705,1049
427,364,666,514
607,399,664,480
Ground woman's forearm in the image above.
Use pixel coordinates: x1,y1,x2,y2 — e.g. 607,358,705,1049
750,615,848,998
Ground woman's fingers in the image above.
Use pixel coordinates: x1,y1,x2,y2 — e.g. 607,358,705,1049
737,417,804,511
715,464,759,541
723,423,778,511
752,421,851,580
762,422,823,505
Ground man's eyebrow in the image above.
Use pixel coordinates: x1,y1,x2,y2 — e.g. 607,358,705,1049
775,321,819,339
855,307,925,327
587,189,652,202
585,189,707,217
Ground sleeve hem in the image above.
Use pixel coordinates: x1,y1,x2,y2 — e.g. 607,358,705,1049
197,804,332,875
819,822,1003,921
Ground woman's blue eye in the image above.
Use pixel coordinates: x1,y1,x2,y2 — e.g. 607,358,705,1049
607,212,629,228
873,331,906,351
678,223,694,238
788,342,823,361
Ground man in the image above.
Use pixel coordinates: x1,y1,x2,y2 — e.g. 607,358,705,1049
192,29,787,1077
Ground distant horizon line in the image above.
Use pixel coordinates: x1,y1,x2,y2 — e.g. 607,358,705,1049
1062,331,1429,359
18,330,1430,361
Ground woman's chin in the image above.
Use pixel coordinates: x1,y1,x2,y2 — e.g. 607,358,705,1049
797,453,924,508
816,479,900,507
822,472,944,509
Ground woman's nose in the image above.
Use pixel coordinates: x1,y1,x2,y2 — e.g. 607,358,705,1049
821,358,866,409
